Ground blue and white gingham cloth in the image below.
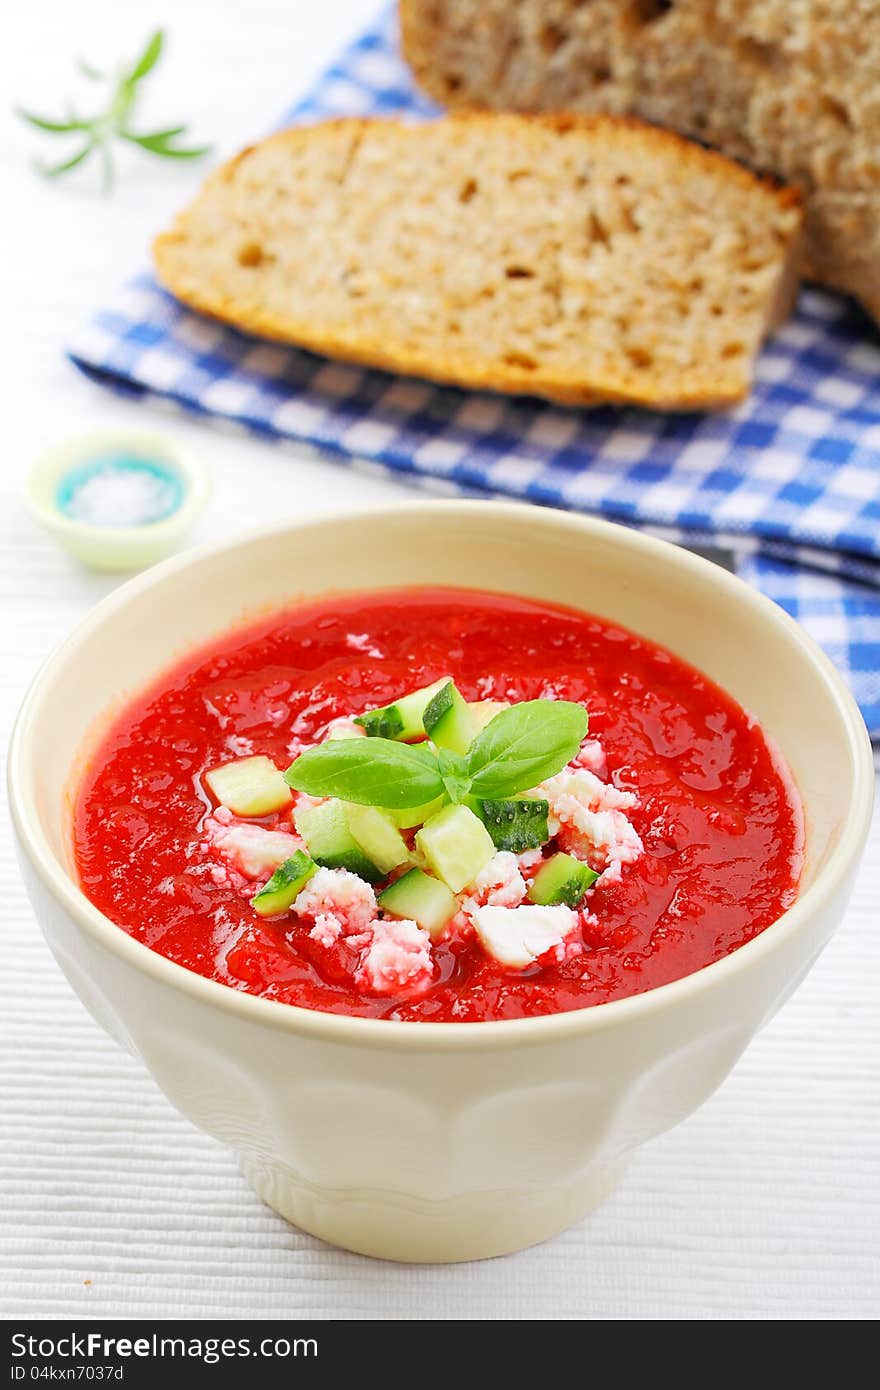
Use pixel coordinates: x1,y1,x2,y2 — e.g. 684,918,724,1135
67,7,880,737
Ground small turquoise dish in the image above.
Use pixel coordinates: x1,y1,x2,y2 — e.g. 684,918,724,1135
26,430,210,571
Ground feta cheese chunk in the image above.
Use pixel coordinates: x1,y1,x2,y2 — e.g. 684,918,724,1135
356,918,433,994
472,904,577,970
206,819,303,880
543,767,638,815
293,866,377,938
467,851,527,909
570,737,608,778
538,768,643,882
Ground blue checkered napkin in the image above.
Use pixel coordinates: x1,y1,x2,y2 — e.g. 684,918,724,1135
67,7,880,736
739,555,880,739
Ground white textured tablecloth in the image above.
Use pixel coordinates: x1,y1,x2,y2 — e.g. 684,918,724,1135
2,0,878,1322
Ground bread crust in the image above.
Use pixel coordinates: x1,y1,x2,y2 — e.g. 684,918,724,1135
154,113,802,411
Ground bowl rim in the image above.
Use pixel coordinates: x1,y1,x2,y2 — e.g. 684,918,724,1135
8,500,875,1053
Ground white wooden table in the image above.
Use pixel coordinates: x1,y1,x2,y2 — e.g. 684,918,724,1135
1,0,878,1321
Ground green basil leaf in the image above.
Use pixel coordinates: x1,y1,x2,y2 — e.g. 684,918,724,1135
284,738,444,809
435,747,471,804
466,700,588,797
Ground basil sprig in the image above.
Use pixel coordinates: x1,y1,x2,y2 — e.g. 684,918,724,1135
285,698,587,809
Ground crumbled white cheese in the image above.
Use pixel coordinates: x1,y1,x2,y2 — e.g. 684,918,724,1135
538,769,643,881
309,915,343,949
543,767,638,815
515,846,544,872
293,866,377,938
457,852,527,932
472,904,577,969
356,917,433,994
570,737,608,778
469,852,527,908
205,818,303,880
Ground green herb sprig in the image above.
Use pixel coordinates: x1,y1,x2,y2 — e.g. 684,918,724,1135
284,699,588,810
17,30,211,190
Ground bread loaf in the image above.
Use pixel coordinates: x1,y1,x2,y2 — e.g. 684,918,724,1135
401,0,879,320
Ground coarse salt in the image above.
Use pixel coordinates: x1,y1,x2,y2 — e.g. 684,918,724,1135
62,461,179,528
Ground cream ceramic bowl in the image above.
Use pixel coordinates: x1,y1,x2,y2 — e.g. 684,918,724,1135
9,502,874,1263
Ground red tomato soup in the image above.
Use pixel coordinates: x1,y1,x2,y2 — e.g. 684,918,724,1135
74,587,803,1022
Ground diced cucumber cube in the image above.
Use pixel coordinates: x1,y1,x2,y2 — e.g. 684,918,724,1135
354,678,450,741
468,699,510,733
415,803,495,893
345,805,411,875
528,852,599,908
477,797,550,853
205,755,292,817
326,722,366,741
379,867,458,940
423,681,478,755
251,850,317,917
296,800,382,883
386,795,447,830
354,706,405,740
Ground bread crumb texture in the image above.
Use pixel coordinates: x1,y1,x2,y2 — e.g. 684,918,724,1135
154,114,801,410
401,0,880,318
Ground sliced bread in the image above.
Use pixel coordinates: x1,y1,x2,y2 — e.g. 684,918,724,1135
153,113,802,410
400,0,880,321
